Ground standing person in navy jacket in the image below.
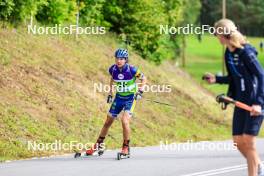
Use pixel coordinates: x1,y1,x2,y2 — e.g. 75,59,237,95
203,19,264,176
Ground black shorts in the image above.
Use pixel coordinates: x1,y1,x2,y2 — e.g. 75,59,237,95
232,107,264,136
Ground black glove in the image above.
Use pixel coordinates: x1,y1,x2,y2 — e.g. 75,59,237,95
134,90,143,100
107,95,113,104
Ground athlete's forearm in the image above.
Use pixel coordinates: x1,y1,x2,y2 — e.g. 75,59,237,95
215,75,230,84
138,76,147,91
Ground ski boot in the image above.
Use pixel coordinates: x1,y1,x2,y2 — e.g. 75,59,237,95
117,141,130,160
74,137,105,158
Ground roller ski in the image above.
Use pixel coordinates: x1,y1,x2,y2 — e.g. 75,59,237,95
74,146,104,158
117,143,130,160
74,137,105,158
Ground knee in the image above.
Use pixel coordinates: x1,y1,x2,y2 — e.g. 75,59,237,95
243,140,256,151
121,119,129,126
121,116,130,127
234,141,244,150
233,138,246,150
107,114,113,119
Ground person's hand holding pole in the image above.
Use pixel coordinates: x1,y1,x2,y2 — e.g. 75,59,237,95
251,105,262,116
216,94,263,116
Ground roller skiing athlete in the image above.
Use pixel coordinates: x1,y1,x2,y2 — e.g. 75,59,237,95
74,48,146,160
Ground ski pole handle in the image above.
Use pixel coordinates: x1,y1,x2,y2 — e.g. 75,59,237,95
234,101,253,112
216,94,264,115
234,101,264,115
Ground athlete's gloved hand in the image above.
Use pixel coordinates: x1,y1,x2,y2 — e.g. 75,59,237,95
134,90,143,100
107,94,113,104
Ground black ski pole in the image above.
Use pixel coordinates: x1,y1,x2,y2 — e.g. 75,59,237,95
144,98,174,107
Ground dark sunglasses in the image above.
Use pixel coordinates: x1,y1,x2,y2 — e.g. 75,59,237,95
116,57,126,60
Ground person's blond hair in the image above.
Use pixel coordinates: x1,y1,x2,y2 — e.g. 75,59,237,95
214,19,248,49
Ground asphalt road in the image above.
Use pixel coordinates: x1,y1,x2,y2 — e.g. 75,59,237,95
1,139,264,176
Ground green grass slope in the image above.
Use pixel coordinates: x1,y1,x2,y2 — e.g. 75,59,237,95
0,28,233,161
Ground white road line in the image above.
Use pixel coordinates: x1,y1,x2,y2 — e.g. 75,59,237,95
180,164,247,176
181,161,264,176
200,167,247,176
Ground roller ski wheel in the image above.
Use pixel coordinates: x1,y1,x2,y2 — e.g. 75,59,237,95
73,147,104,158
117,152,130,160
117,146,130,160
74,152,82,158
73,148,86,158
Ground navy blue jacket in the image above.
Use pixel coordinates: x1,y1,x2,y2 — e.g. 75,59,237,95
216,44,264,106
